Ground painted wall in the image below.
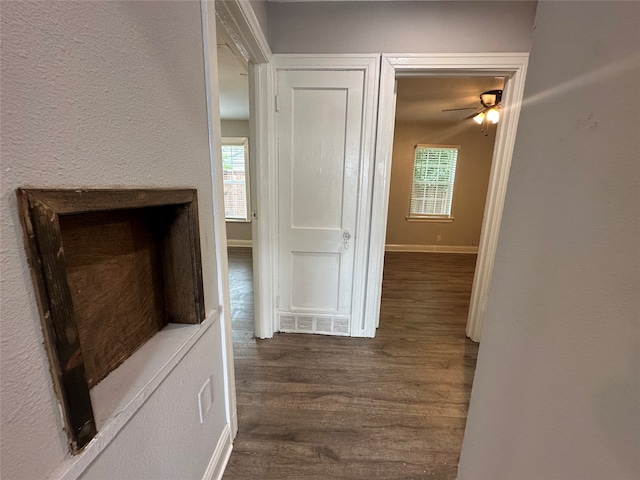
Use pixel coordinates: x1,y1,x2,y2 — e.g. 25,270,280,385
1,2,228,479
77,326,225,480
458,1,640,479
386,121,495,248
222,119,250,138
250,0,270,42
221,120,253,243
268,1,537,54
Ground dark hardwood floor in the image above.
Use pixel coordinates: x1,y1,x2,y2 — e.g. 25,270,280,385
227,247,255,344
224,248,479,480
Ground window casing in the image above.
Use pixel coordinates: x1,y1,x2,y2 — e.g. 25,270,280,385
222,137,250,222
408,145,459,220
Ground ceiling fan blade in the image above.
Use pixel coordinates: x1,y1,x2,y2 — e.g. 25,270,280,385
464,109,487,120
442,106,477,112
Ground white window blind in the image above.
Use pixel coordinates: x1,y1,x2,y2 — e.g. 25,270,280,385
222,137,250,221
409,146,458,218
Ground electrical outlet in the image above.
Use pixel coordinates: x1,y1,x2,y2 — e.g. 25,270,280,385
436,234,442,242
198,376,213,424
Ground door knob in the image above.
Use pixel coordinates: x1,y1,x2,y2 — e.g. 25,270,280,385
343,230,351,249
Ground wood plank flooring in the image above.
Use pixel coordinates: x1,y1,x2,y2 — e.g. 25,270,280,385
224,248,479,480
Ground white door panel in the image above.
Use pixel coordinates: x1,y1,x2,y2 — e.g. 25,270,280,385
290,252,341,311
277,68,366,335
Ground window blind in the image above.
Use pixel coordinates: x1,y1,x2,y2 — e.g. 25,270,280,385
222,143,249,221
409,146,458,217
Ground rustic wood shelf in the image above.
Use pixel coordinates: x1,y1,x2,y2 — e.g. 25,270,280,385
17,188,205,454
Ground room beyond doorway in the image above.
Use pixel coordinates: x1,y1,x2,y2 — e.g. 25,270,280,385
385,76,503,255
376,76,502,470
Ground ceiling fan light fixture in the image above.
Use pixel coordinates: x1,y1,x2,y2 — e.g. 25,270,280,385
480,89,503,108
473,111,485,124
486,108,500,124
480,93,496,106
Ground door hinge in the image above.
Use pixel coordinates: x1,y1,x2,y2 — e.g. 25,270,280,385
275,94,280,112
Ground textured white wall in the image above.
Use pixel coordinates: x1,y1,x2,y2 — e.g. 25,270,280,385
458,2,640,478
77,326,226,480
1,2,228,479
386,121,495,247
268,1,537,54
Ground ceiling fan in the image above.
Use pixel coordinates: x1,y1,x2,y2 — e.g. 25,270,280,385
443,89,503,124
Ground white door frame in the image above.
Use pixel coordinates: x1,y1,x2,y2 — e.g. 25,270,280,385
364,53,529,341
200,0,272,438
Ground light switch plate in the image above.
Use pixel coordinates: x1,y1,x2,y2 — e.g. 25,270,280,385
198,376,213,424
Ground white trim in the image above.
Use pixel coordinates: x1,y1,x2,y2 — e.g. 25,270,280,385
270,54,380,338
466,56,529,342
251,62,278,339
405,216,454,223
202,424,233,480
363,56,397,335
215,0,271,64
271,53,381,69
226,239,253,248
385,244,479,254
365,52,529,342
200,0,237,437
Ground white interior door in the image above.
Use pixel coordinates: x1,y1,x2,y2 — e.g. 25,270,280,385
276,60,377,336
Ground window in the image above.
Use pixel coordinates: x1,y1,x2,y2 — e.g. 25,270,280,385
409,145,459,220
221,137,250,222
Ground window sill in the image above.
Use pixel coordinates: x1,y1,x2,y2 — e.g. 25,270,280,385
406,216,454,223
49,310,217,480
225,218,251,223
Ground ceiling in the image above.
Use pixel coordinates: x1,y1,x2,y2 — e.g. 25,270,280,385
217,23,249,121
395,76,506,123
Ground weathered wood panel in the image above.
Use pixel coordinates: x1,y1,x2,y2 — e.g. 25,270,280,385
16,188,205,454
60,209,168,387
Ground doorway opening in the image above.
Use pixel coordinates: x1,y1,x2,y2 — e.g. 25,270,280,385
384,76,503,255
216,17,256,344
379,75,503,465
363,54,529,341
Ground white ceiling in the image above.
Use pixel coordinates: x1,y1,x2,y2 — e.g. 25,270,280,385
396,76,506,123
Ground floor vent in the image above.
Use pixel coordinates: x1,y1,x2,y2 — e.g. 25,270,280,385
279,314,350,336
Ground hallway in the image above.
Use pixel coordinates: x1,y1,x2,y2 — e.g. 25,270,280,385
224,249,479,479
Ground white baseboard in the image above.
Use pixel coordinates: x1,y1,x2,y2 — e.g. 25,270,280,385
202,423,233,480
385,244,479,254
231,412,238,440
226,239,253,248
